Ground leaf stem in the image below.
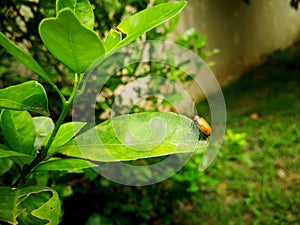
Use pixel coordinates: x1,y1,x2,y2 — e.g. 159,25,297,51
41,100,72,158
53,84,67,104
41,73,80,158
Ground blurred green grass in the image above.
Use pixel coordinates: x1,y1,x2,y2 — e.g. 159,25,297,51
176,42,300,225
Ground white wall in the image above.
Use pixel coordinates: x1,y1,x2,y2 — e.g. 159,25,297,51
175,0,300,87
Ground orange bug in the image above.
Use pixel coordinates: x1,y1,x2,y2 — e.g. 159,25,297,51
192,115,211,137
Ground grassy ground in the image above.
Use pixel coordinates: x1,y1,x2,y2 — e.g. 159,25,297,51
175,43,300,224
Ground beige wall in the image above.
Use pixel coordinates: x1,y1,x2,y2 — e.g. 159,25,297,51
175,0,300,86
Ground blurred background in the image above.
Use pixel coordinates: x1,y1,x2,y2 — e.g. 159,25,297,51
174,0,300,99
0,0,299,224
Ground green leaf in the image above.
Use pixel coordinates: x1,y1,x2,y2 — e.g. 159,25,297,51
0,149,34,159
56,0,95,29
46,121,86,155
34,158,97,172
57,112,206,162
0,81,49,116
33,117,55,150
0,158,13,175
1,110,35,155
116,1,186,47
0,186,61,225
0,32,54,86
39,9,105,73
0,144,34,166
0,187,23,225
104,29,122,52
86,213,113,225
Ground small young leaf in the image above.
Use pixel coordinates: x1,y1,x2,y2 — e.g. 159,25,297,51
116,1,187,47
0,32,54,86
104,29,122,52
56,0,95,29
0,186,61,225
39,9,105,73
0,81,49,116
33,117,55,150
57,112,206,162
46,121,86,155
1,110,35,155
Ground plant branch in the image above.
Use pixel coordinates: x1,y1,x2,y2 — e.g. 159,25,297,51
15,73,80,186
53,83,67,104
42,73,80,158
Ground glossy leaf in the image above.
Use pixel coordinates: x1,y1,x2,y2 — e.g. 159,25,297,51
1,110,35,155
0,186,60,225
104,29,122,52
33,117,54,150
39,9,105,73
46,122,86,155
0,32,54,86
116,1,186,48
0,81,49,116
0,144,34,166
0,149,34,160
34,158,98,172
56,0,94,29
57,112,206,162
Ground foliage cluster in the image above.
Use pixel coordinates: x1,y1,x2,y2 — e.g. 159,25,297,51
0,0,197,224
0,0,221,224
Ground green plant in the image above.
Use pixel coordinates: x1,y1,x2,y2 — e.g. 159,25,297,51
0,0,150,77
175,28,219,67
0,0,176,122
0,1,211,224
